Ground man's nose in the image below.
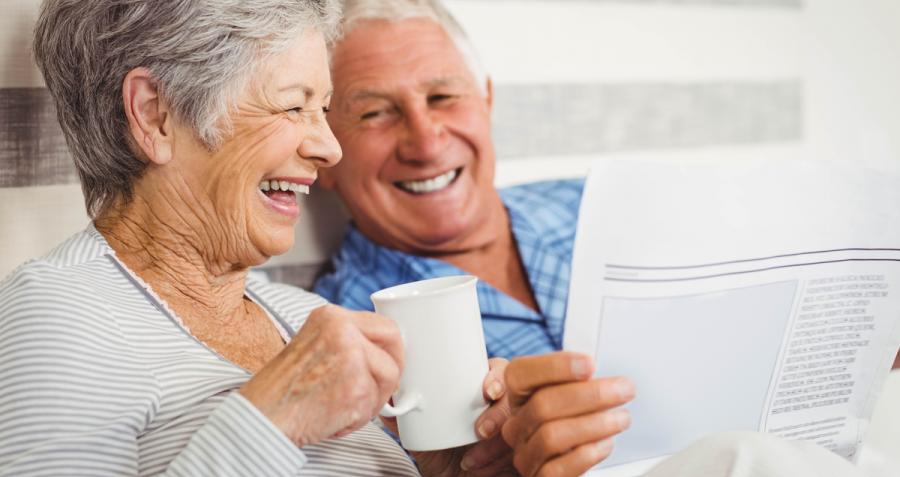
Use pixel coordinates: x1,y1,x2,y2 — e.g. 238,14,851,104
397,107,446,162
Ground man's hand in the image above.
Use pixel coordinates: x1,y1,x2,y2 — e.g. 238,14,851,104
384,358,519,477
501,352,635,477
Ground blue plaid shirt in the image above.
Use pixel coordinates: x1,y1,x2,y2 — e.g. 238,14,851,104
314,178,584,360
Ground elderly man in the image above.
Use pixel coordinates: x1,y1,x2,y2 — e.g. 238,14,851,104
314,3,578,362
313,1,890,475
312,2,626,473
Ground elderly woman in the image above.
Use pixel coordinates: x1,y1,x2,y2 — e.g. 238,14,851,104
0,0,514,475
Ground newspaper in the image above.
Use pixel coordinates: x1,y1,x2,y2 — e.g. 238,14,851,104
563,156,900,477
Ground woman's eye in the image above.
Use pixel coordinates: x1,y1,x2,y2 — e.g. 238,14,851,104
286,105,331,119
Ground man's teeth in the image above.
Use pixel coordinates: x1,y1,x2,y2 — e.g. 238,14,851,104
258,180,310,195
398,169,458,194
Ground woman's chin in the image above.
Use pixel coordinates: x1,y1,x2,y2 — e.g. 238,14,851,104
263,237,295,259
248,229,295,263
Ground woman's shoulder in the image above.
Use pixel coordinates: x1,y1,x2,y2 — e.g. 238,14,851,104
246,275,328,331
0,255,158,406
0,255,160,469
1,263,126,344
1,225,110,285
0,228,134,346
3,226,108,290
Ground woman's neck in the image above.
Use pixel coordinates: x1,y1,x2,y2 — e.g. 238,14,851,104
94,195,250,327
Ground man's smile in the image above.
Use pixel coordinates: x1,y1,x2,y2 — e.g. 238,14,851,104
394,167,462,194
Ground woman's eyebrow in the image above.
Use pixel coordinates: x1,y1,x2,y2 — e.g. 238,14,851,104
277,82,312,94
276,83,332,100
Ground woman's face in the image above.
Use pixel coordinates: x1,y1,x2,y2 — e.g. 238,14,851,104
165,29,341,266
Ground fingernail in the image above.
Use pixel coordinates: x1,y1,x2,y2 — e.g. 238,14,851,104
614,378,635,400
460,454,475,471
610,408,631,430
595,438,614,455
487,380,503,400
477,419,497,438
571,356,593,378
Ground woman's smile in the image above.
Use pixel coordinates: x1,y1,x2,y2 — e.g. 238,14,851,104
258,177,315,219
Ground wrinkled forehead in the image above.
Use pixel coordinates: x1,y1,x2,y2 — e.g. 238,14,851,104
329,18,479,98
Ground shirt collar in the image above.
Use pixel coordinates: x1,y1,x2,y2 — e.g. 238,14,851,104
503,191,573,344
342,225,545,323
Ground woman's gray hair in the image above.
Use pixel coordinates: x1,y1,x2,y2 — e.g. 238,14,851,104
337,0,487,94
33,0,341,218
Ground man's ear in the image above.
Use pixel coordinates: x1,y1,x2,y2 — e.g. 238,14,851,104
122,67,174,165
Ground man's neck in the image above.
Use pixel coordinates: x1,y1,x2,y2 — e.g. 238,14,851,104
95,196,250,327
438,208,539,312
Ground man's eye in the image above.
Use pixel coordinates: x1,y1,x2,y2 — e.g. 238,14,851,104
428,94,454,104
286,107,303,115
360,110,382,121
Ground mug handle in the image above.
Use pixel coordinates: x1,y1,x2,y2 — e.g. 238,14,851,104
380,392,423,417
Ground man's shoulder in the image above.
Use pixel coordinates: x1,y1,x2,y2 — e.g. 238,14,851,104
500,178,585,211
501,178,585,236
313,265,384,311
312,230,389,310
313,227,430,310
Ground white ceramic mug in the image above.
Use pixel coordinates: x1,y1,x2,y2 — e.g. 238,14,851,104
372,275,490,451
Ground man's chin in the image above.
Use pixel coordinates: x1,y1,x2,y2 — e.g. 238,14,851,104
399,224,485,255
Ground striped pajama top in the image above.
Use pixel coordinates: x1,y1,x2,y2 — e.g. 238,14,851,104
0,225,421,476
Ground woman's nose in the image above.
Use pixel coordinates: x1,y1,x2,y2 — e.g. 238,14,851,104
299,115,343,169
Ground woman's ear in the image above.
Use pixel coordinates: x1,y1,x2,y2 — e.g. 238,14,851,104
122,67,174,165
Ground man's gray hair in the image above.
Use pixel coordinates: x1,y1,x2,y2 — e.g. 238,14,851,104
33,0,341,218
337,0,487,93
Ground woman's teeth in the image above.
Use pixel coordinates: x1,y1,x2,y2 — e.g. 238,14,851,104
397,169,459,194
259,180,310,195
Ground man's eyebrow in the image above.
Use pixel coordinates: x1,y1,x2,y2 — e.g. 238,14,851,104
423,76,468,89
348,90,391,103
346,77,470,103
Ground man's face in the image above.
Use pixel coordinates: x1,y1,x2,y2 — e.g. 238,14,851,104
322,18,498,254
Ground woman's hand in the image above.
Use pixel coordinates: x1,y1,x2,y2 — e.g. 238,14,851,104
501,352,635,477
384,358,519,477
239,304,404,447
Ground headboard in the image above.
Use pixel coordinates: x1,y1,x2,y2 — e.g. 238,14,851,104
3,0,900,289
